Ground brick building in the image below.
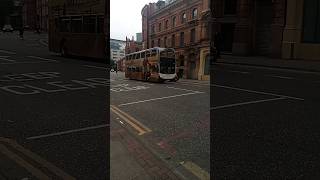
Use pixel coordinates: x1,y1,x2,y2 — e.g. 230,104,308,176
141,0,211,80
36,0,48,31
211,0,287,58
22,0,36,30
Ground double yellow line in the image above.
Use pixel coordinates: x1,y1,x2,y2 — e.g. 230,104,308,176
110,105,152,135
0,138,75,179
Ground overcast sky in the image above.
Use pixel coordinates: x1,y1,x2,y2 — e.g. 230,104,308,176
110,0,158,41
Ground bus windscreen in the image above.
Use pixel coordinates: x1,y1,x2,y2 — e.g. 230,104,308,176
159,58,175,74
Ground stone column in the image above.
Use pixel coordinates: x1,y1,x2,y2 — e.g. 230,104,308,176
271,0,286,58
281,0,300,59
232,0,252,55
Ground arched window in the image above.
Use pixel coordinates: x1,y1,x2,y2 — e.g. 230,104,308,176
181,13,186,23
192,8,198,19
204,54,210,75
165,20,168,29
172,16,176,27
159,23,162,31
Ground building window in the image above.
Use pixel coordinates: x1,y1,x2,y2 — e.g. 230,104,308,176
164,36,167,47
180,32,184,47
165,20,168,29
303,0,320,43
172,16,176,27
171,34,175,47
181,13,187,23
190,29,196,43
159,23,162,31
151,40,154,47
151,25,155,33
192,8,198,19
224,0,237,15
158,38,161,46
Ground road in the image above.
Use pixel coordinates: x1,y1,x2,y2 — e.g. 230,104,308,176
0,32,108,179
110,72,210,179
212,63,320,179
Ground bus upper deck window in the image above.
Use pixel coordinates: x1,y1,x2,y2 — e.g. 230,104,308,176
137,53,141,59
141,52,145,58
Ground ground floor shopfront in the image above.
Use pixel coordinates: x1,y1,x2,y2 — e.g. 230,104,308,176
175,46,210,81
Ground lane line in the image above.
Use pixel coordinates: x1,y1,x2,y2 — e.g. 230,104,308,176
27,56,58,62
0,144,51,180
212,97,287,110
0,49,16,55
110,105,151,135
0,56,15,62
0,138,75,179
166,86,202,93
0,61,57,65
83,65,108,70
267,75,295,80
26,124,108,140
213,84,304,100
118,91,205,107
228,70,249,74
180,161,210,180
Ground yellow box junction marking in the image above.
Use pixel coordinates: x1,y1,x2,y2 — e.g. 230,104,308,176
180,161,210,180
0,138,76,180
110,105,152,135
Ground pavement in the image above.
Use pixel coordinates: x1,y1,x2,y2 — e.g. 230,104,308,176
216,54,320,73
212,57,320,179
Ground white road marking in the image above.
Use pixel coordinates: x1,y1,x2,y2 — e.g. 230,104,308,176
213,84,304,100
118,91,204,107
228,70,249,74
83,65,107,70
0,56,15,62
27,56,58,62
211,97,287,110
0,61,57,65
0,49,16,55
267,75,295,80
26,124,108,140
166,86,202,93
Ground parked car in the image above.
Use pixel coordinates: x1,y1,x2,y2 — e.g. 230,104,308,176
2,25,14,32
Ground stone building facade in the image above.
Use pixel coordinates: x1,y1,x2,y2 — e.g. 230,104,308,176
141,0,211,80
211,0,287,58
22,0,36,30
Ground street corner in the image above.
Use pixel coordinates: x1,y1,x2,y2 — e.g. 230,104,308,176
0,137,75,180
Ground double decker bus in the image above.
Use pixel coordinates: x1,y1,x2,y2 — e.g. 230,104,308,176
125,47,177,82
48,0,107,60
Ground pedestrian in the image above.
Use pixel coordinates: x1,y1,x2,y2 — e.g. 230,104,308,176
214,32,223,59
115,68,118,74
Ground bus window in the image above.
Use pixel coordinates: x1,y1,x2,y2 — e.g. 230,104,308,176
141,52,146,58
97,15,104,33
129,55,132,60
83,16,96,33
60,18,70,32
151,49,157,57
146,51,151,57
137,53,141,59
71,17,82,33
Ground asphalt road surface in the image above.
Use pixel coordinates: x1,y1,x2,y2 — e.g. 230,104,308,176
212,63,320,179
0,32,108,179
110,72,210,179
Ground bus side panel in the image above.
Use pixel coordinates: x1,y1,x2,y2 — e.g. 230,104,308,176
62,33,106,60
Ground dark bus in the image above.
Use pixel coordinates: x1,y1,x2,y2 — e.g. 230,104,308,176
48,0,106,60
